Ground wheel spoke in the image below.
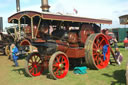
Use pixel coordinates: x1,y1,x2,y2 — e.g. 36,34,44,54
37,63,42,67
93,48,97,51
30,58,33,63
61,56,64,62
35,55,38,62
93,43,98,48
28,65,32,68
99,57,103,66
94,56,98,63
97,57,100,65
61,60,65,64
28,60,32,63
29,67,34,73
60,57,65,64
53,63,58,67
54,68,60,76
53,67,57,71
37,59,41,63
99,38,104,45
56,56,60,63
93,52,97,56
59,68,64,75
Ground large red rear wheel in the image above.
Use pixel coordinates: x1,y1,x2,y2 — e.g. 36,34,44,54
49,51,69,79
85,33,110,69
25,52,43,76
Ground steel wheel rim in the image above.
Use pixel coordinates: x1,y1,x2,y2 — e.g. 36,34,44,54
93,34,110,69
27,53,43,76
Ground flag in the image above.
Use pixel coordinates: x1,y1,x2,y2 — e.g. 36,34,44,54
73,8,78,14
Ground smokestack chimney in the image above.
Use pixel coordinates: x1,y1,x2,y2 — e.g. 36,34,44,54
0,17,3,32
41,0,50,12
16,0,20,12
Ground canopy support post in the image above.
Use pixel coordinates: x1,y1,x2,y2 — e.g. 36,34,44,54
31,18,34,39
18,20,21,40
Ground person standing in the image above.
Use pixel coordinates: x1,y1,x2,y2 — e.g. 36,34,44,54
124,36,128,50
112,37,118,48
11,44,19,67
115,48,123,65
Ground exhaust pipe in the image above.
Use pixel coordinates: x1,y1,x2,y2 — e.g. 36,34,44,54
16,0,20,12
0,17,3,32
41,0,50,12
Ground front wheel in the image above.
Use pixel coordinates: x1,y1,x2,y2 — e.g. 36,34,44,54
25,52,43,77
49,51,69,79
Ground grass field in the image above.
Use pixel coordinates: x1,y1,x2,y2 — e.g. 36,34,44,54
0,43,127,85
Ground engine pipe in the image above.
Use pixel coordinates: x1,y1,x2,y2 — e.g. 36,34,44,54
41,0,50,12
16,0,20,12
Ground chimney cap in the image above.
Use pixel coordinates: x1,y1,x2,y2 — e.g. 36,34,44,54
41,0,50,12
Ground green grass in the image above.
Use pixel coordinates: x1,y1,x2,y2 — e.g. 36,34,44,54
0,43,127,85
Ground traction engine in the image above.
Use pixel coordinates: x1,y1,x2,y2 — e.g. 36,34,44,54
8,0,112,79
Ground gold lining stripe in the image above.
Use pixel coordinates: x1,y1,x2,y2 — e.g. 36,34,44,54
42,17,112,24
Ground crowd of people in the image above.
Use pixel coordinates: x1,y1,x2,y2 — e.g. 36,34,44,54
102,29,123,65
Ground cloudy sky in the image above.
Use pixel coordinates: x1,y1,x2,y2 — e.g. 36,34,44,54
0,0,128,30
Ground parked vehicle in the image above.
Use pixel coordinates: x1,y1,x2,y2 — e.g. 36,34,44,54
0,32,13,55
8,0,113,79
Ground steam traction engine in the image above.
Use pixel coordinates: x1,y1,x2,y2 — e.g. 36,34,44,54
8,0,112,80
8,0,112,79
8,10,112,79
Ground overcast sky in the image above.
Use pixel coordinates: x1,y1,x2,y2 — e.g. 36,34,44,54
0,0,128,30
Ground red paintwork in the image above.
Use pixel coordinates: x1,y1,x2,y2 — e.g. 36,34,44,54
8,11,112,24
92,34,110,69
68,32,78,43
34,38,46,43
28,53,43,76
20,39,31,45
79,24,94,44
69,44,79,47
52,53,69,79
57,44,68,52
66,48,85,58
42,13,112,24
8,11,41,23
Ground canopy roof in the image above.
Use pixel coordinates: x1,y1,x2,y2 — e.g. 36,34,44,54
8,11,112,24
119,14,128,25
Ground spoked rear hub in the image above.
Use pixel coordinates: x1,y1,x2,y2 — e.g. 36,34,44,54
85,33,110,69
25,52,43,76
49,51,69,79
